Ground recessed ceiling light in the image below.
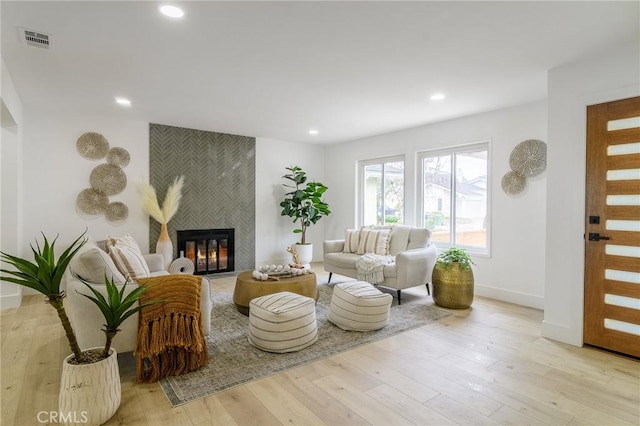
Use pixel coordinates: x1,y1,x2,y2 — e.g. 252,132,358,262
115,97,131,107
159,5,184,18
430,93,446,101
309,129,319,135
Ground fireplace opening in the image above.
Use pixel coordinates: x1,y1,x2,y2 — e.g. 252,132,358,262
177,229,234,275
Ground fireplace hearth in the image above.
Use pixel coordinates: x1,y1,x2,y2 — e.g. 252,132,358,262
177,229,234,275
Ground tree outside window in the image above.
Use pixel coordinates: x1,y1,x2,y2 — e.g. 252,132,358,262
361,158,404,226
420,143,489,253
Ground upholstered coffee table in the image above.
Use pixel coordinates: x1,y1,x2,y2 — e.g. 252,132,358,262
232,270,318,315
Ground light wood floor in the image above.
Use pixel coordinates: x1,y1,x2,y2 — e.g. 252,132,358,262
2,264,639,425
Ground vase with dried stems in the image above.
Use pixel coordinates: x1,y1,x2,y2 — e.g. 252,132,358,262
141,175,185,270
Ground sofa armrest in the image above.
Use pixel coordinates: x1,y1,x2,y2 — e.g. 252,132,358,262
323,239,345,254
143,253,165,273
395,242,438,288
67,274,212,353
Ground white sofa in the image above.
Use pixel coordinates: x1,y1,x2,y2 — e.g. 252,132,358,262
63,239,211,353
323,225,437,304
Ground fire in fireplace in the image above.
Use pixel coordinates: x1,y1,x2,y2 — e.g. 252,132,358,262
177,229,234,275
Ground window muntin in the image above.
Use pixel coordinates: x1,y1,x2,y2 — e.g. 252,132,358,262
419,143,489,253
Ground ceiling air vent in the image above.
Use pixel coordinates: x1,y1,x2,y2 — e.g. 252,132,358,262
19,28,52,49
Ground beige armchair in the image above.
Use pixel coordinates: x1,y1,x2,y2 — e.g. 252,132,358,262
63,239,211,353
323,225,437,304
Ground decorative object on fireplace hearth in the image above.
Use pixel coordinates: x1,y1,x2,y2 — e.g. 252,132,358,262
169,251,195,275
280,166,331,268
141,175,185,271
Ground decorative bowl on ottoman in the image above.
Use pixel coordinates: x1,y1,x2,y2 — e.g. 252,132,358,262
328,281,392,331
248,292,318,353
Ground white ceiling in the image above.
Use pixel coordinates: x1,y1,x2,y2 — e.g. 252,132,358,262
2,1,638,144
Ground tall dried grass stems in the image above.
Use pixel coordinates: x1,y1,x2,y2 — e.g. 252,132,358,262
141,176,184,224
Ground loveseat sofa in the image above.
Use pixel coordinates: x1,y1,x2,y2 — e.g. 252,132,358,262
63,237,211,353
323,225,437,304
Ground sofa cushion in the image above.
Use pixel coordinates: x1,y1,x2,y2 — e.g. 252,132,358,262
69,239,126,284
343,228,361,253
407,227,431,250
388,226,412,255
324,252,361,269
356,228,390,255
106,234,151,280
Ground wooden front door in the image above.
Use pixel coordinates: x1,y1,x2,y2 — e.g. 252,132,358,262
584,96,640,358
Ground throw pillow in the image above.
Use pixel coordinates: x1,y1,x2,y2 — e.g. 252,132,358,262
343,228,361,253
106,234,150,280
356,228,390,256
72,244,127,284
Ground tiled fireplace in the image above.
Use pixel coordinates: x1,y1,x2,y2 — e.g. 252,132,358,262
177,229,235,275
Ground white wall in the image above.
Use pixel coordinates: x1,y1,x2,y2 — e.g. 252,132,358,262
324,101,548,308
21,108,149,278
255,138,326,266
1,59,24,309
544,41,640,346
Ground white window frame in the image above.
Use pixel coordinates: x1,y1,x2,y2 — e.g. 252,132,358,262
417,142,491,256
358,155,405,227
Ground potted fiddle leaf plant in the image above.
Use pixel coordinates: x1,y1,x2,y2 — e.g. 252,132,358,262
280,166,331,267
431,247,476,309
0,231,160,425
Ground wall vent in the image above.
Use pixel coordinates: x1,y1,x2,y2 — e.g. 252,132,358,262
19,28,52,49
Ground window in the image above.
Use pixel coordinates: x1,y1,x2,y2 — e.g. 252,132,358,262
359,156,404,226
419,143,489,253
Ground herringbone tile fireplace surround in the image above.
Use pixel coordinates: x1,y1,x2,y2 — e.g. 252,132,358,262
149,123,255,272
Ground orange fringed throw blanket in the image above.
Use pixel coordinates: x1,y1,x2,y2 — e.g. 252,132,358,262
135,275,208,383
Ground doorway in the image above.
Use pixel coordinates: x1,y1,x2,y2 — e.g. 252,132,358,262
584,96,640,357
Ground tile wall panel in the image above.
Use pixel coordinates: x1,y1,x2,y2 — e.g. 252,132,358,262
149,123,255,272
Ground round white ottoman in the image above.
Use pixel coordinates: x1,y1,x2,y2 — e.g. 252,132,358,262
248,291,318,353
328,281,393,331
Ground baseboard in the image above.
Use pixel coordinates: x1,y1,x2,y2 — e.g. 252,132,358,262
474,284,544,310
542,320,583,347
0,294,22,310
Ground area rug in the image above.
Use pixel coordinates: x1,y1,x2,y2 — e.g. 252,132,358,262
159,283,451,406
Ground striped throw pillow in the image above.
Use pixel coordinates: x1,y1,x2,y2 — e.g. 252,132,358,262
343,228,361,253
105,234,150,280
356,228,390,255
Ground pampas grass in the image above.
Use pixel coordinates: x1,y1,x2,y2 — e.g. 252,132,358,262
140,176,184,224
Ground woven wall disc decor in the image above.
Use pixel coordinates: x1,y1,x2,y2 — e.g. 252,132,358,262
89,164,127,196
106,147,131,167
76,188,109,214
77,132,110,160
501,171,527,196
509,139,547,177
105,201,129,223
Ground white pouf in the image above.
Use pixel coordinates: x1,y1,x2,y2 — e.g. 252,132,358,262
328,281,392,331
248,291,318,353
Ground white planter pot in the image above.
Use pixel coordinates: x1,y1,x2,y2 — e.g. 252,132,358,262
59,348,121,426
295,243,313,269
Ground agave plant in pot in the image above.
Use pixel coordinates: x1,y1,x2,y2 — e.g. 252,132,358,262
431,247,476,309
280,166,331,267
0,231,159,425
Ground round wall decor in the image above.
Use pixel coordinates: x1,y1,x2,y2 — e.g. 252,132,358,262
89,164,127,196
104,201,129,223
509,139,547,177
76,188,109,214
501,171,527,196
106,147,131,167
77,132,110,160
